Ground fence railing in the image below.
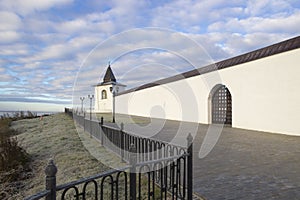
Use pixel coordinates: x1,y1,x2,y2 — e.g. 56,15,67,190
25,110,193,200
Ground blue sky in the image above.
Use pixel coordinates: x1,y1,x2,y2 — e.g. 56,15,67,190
0,0,299,112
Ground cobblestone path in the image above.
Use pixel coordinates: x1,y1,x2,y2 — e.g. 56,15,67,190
121,118,300,200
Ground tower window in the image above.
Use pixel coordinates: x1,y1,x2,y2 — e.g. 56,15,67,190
101,90,107,99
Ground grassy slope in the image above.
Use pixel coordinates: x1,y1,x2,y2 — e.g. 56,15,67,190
9,113,123,199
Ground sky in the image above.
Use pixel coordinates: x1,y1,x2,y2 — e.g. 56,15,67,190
0,0,299,112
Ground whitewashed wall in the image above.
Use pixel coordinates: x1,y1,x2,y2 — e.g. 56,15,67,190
116,48,300,136
95,84,113,113
94,83,126,112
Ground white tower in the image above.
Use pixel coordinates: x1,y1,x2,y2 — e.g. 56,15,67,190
94,65,126,113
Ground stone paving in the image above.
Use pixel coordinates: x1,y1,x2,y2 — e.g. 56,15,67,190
117,117,300,200
191,124,300,200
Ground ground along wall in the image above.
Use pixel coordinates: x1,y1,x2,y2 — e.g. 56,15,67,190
115,48,300,136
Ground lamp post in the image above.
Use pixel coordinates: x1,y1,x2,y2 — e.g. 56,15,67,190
80,97,85,114
112,88,115,123
111,85,119,123
88,94,94,118
88,94,94,137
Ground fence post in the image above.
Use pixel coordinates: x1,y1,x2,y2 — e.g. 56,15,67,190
120,123,125,162
100,117,104,146
129,144,137,200
83,112,86,132
187,133,193,200
45,159,57,200
89,119,92,138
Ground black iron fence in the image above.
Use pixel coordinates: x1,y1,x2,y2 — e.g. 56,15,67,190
25,110,193,200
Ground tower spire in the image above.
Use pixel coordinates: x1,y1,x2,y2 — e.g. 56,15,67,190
103,63,116,83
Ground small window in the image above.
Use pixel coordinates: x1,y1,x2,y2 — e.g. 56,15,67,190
101,90,107,99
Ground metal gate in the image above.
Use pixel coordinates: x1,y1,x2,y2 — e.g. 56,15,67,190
212,85,232,125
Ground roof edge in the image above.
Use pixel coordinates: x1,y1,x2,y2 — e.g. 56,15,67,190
117,35,300,96
94,81,127,87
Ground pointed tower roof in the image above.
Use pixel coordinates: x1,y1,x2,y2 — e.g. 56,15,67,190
103,65,116,83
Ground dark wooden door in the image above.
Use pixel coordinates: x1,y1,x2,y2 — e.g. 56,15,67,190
212,85,232,125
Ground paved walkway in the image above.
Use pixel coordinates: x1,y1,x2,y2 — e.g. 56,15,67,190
110,116,300,200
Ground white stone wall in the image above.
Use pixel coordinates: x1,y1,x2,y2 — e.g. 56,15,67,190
95,85,113,113
95,84,126,113
219,49,300,135
116,48,300,136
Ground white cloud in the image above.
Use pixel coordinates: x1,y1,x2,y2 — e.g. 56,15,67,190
55,16,116,36
53,0,148,36
245,0,293,16
208,11,300,34
0,72,15,83
215,33,295,56
23,18,56,34
0,11,23,43
150,0,244,32
32,33,69,44
18,34,101,64
0,11,22,31
0,31,20,43
68,36,99,50
182,32,231,60
57,18,88,34
0,44,29,56
244,12,300,33
0,0,74,15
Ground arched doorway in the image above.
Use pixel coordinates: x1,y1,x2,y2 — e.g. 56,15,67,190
211,85,232,125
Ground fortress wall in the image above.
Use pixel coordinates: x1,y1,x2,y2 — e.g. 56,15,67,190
218,48,300,135
116,48,300,136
